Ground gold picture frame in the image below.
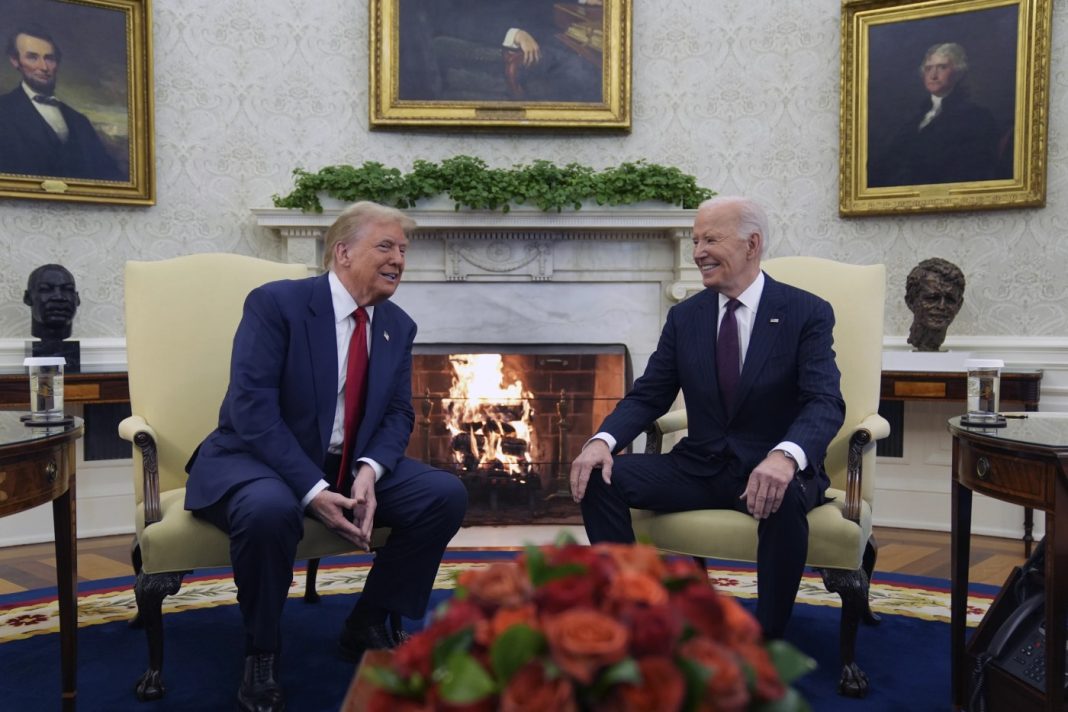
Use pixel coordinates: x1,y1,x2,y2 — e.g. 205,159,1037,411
0,0,154,205
369,0,631,130
839,0,1050,216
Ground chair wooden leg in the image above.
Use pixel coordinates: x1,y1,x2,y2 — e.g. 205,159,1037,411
861,537,881,624
128,539,144,629
133,570,186,701
819,567,871,699
304,557,322,603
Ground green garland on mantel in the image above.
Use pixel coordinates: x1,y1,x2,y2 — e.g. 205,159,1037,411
271,155,715,214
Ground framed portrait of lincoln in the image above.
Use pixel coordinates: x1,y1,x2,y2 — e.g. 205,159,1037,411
369,0,631,130
839,0,1050,216
0,0,154,205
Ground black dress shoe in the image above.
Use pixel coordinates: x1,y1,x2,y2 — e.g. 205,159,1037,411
237,652,285,712
338,621,398,662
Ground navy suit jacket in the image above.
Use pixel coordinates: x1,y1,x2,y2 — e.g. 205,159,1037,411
0,86,124,181
185,274,417,510
600,273,845,502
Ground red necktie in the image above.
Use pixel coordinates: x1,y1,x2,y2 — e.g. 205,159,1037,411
337,307,369,489
717,299,741,411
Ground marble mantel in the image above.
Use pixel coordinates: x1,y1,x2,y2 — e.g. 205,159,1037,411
251,205,704,301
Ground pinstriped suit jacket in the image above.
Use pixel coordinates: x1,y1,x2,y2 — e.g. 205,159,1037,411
600,273,845,501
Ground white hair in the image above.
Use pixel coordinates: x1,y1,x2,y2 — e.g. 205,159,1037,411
697,195,770,256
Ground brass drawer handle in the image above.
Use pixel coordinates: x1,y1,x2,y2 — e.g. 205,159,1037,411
976,457,991,480
45,461,57,484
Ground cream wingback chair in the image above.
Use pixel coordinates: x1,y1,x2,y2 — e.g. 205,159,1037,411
120,254,387,701
631,257,890,698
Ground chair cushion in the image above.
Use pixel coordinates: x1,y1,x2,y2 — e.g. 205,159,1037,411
136,489,386,575
630,488,872,571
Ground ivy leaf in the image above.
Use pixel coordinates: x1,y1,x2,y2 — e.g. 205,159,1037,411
677,656,711,712
432,627,475,669
522,543,588,587
588,657,641,698
765,640,817,685
436,652,497,704
490,624,546,682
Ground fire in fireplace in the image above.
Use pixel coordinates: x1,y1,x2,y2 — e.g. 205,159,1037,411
409,345,629,525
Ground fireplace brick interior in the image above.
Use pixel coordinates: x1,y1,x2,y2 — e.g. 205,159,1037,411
408,345,629,525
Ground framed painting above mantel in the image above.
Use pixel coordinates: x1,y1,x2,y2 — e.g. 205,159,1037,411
369,0,631,130
838,0,1051,216
0,0,155,205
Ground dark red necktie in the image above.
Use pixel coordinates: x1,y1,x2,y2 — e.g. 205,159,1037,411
717,299,741,411
337,307,369,489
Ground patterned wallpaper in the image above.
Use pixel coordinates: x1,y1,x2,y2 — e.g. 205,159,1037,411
1,0,1065,340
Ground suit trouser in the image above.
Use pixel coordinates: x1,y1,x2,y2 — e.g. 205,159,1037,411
580,451,811,639
194,457,467,652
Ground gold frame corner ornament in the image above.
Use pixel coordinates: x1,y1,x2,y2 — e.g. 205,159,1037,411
369,0,632,130
838,0,1050,216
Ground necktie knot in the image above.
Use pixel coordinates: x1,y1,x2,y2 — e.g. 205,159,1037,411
724,299,741,314
353,306,367,326
33,94,60,106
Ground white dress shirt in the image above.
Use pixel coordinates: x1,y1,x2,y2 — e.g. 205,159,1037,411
22,82,69,142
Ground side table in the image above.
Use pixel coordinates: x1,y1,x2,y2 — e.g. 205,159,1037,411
0,412,84,711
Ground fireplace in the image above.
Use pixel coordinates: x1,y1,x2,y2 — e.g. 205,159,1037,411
409,345,630,525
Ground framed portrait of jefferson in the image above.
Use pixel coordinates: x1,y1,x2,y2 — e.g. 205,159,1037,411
839,0,1050,216
0,0,154,205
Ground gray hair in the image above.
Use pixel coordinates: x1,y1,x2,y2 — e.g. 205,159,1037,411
920,43,969,76
322,201,417,270
697,195,770,256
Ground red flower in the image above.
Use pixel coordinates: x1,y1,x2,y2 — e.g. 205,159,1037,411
605,570,669,612
459,561,532,611
679,637,750,712
500,661,577,712
535,573,597,613
735,642,787,702
610,655,686,712
543,608,629,684
671,581,727,640
619,603,682,658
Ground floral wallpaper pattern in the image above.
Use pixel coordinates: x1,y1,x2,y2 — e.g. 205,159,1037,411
0,0,1065,340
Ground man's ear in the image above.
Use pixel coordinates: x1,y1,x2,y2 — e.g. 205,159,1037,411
22,290,32,307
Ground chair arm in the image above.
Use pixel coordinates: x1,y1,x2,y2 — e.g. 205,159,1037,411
843,413,890,524
644,409,688,454
118,414,163,525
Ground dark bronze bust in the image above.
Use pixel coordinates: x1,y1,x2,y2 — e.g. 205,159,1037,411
23,264,82,371
905,258,965,352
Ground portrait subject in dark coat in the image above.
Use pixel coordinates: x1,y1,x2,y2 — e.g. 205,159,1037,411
868,42,1006,187
0,23,123,181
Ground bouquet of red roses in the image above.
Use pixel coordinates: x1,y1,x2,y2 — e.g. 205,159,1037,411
363,535,814,711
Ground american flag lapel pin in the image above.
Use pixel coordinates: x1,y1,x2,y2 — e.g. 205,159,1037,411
384,331,390,341
770,318,780,324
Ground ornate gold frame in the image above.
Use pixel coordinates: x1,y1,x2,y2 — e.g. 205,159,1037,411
839,0,1050,216
369,0,631,130
0,0,154,205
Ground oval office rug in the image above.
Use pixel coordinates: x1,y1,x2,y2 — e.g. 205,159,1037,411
0,550,997,712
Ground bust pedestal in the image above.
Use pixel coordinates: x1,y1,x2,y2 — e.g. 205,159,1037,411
27,340,81,372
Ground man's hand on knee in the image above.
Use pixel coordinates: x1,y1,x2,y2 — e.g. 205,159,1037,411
569,438,613,502
741,451,796,519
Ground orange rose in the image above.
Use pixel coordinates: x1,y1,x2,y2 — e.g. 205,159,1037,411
474,603,538,647
612,656,685,712
670,582,726,640
663,557,707,585
544,608,629,684
461,562,533,611
500,661,578,712
718,594,762,647
735,642,787,702
679,638,749,712
605,570,669,611
598,542,667,579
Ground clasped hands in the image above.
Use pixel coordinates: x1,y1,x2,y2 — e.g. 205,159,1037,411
308,463,377,550
569,440,797,520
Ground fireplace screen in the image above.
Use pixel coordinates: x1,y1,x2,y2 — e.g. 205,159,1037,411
408,345,630,525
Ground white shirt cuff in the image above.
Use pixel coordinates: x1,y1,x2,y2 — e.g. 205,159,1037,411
588,432,617,452
503,28,519,48
358,457,386,483
301,479,329,509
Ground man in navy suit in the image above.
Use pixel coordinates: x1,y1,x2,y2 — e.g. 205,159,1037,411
187,202,467,712
570,196,845,639
0,24,124,181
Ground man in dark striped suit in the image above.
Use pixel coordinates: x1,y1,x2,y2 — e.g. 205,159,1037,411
570,195,845,639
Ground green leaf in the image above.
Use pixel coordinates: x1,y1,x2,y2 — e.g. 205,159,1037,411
589,657,641,698
765,640,817,685
677,656,711,712
750,686,812,712
432,627,475,669
437,652,497,704
490,624,546,682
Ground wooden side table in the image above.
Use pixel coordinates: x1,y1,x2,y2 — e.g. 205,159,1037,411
949,414,1067,711
0,412,83,711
